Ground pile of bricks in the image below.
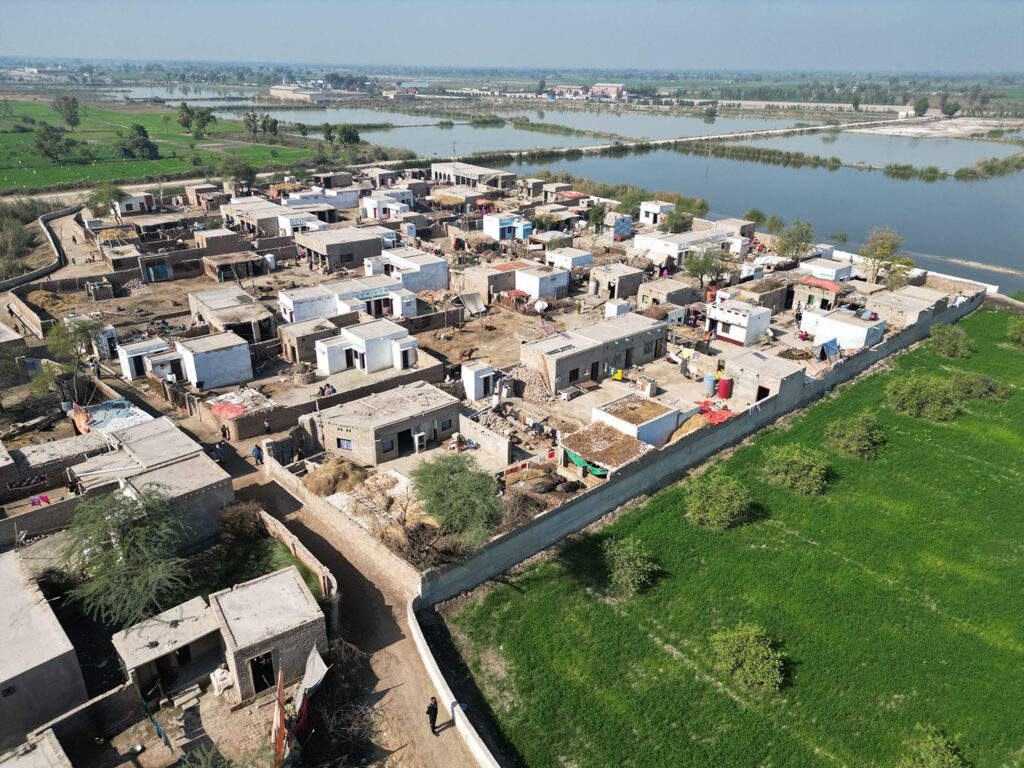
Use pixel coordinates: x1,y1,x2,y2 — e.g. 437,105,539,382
507,364,554,404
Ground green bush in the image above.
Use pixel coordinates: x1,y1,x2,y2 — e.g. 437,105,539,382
710,621,784,691
602,536,657,595
762,444,829,495
411,452,501,549
896,724,971,768
684,468,751,529
952,371,1011,401
826,409,887,459
1008,316,1024,350
929,324,972,358
886,374,961,421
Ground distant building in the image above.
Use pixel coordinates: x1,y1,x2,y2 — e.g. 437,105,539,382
430,162,516,190
111,193,155,218
591,83,624,98
482,212,532,241
639,200,676,227
295,227,384,272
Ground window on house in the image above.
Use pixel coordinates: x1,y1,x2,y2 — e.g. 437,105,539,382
643,342,653,354
382,440,394,453
336,438,353,450
441,419,452,431
124,203,133,211
568,368,579,383
719,322,732,335
1,687,15,698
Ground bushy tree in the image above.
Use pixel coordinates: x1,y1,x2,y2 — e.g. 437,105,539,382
913,98,929,116
896,724,971,768
296,122,308,138
336,124,360,144
62,490,190,628
929,324,972,359
177,101,194,131
32,123,78,165
588,204,606,233
684,468,751,529
112,123,160,160
952,371,1010,401
941,101,961,118
410,453,501,548
762,444,829,495
218,156,256,193
710,621,784,691
859,227,914,287
51,95,80,129
321,122,335,144
743,208,766,227
765,214,784,236
826,409,887,459
602,535,656,595
658,210,694,234
191,107,217,138
1007,316,1024,350
774,220,815,262
86,182,129,221
886,374,960,421
685,252,726,289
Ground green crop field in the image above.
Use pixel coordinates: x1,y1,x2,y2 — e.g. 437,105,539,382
0,100,316,189
449,309,1024,768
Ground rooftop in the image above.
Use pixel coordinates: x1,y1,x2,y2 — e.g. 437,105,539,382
728,349,806,380
487,260,536,273
592,262,642,279
190,285,257,310
280,317,340,337
82,397,154,435
196,227,235,238
342,317,407,341
126,453,230,498
816,308,886,328
13,431,108,471
0,730,73,768
548,246,593,258
177,332,248,354
0,552,75,682
202,251,264,266
114,415,203,468
708,299,770,319
800,276,850,294
560,421,650,471
320,381,457,430
571,312,666,344
296,227,381,247
894,285,949,304
210,566,322,650
598,394,674,425
111,596,220,670
117,337,169,355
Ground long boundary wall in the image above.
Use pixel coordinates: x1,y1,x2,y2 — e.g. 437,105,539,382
0,206,80,294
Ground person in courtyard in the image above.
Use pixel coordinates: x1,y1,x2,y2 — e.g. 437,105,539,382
252,444,263,465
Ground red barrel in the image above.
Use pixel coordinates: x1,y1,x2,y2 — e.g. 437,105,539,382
717,375,733,399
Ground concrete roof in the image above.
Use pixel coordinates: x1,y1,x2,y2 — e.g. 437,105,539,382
487,260,535,274
342,318,407,341
894,285,949,304
385,246,444,265
113,416,203,468
571,312,666,344
519,265,567,279
12,431,109,472
130,212,188,228
210,566,322,650
548,246,592,258
708,299,770,319
819,308,887,328
321,381,457,430
846,279,887,295
640,278,690,294
727,349,805,380
83,398,154,435
280,317,339,336
177,332,248,354
591,262,642,279
560,422,650,470
196,227,235,238
802,257,845,271
117,337,170,355
1,730,73,768
190,285,257,309
297,227,380,247
111,596,220,670
202,251,264,266
126,453,230,498
357,225,396,238
598,394,674,425
0,552,75,683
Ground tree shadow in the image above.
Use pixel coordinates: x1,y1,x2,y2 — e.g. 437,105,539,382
745,500,772,524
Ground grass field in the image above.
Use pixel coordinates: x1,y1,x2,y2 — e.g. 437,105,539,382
449,309,1024,768
0,100,317,189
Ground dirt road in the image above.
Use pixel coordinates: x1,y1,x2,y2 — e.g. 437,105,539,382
234,477,476,768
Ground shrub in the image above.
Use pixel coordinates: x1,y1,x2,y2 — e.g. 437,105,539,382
1008,316,1024,350
684,468,751,529
952,371,1011,401
411,453,501,549
826,409,887,458
602,536,657,595
896,724,971,768
220,500,264,542
710,621,784,691
886,375,961,421
762,444,829,495
929,324,972,358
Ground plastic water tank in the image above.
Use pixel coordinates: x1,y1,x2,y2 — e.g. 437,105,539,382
717,375,733,399
702,374,717,396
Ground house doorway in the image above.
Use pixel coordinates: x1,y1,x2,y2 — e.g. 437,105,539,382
756,386,770,401
397,428,415,456
249,652,274,694
130,356,145,378
590,361,599,380
624,347,634,368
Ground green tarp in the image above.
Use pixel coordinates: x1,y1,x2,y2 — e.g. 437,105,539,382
566,450,609,477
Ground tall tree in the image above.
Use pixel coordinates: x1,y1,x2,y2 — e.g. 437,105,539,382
296,122,308,138
176,101,194,132
774,220,816,262
191,107,216,137
32,124,78,165
536,79,546,95
218,156,256,194
62,489,190,628
242,111,260,140
336,124,359,144
685,252,725,288
51,95,80,129
859,227,913,286
941,101,961,117
765,214,785,237
86,183,129,221
321,122,335,144
588,204,607,234
914,97,930,116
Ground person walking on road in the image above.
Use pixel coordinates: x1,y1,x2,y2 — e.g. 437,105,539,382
252,444,263,465
426,697,438,735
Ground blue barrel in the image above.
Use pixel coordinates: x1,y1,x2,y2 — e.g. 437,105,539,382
703,374,717,396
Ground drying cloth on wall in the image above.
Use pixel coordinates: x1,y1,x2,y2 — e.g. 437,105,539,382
694,400,739,425
566,450,610,477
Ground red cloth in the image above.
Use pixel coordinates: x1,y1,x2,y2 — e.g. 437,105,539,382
209,402,246,419
694,400,739,425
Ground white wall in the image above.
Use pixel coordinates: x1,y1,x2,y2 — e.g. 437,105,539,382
546,250,593,270
809,314,886,349
516,269,569,299
316,338,351,375
117,340,169,380
181,344,253,389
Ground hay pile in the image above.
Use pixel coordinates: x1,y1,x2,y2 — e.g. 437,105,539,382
669,413,710,442
302,458,368,497
27,290,82,311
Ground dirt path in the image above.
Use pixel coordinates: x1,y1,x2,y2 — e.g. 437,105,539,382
233,477,476,768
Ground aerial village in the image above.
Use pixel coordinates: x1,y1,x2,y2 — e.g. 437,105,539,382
0,157,987,767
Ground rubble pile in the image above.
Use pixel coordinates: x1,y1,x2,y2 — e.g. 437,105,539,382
507,364,554,403
122,278,147,293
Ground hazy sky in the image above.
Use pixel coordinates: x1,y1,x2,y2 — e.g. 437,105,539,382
1,0,1022,73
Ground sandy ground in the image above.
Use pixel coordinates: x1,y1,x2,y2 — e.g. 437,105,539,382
850,117,1024,139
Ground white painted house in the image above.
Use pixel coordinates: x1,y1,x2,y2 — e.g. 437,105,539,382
364,246,449,293
515,265,570,300
800,309,886,350
176,332,253,390
117,338,169,381
278,276,418,323
639,200,675,227
801,257,852,282
706,299,772,347
545,246,593,271
315,318,418,375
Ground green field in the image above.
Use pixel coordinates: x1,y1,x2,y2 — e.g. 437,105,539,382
0,100,316,189
450,309,1024,768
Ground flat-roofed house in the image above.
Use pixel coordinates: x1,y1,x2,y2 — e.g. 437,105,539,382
295,227,383,272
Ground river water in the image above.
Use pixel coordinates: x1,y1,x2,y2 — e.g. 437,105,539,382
508,149,1024,292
